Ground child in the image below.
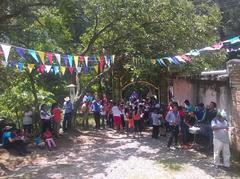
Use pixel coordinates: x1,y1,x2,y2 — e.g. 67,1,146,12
126,107,135,138
133,106,141,137
43,128,56,150
34,135,45,149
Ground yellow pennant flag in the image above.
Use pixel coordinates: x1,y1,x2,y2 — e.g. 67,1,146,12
94,65,99,73
27,64,35,73
151,59,156,64
74,56,79,67
60,66,66,75
38,51,45,64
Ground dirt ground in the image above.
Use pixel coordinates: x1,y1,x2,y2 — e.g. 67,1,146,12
0,129,239,179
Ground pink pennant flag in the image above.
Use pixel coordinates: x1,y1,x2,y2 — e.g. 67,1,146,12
79,56,84,62
68,67,74,74
38,64,45,74
46,52,53,64
212,42,223,50
181,55,191,62
0,44,11,62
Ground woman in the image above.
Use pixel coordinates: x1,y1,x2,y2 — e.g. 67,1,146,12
22,106,33,136
40,104,52,134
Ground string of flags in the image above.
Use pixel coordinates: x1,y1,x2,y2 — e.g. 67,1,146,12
137,35,240,66
0,35,240,73
0,43,115,75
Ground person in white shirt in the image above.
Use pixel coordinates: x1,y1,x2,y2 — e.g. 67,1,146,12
211,112,230,168
111,102,122,131
166,103,180,149
23,106,33,135
151,108,161,139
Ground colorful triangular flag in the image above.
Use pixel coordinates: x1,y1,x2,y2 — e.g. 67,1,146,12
16,47,25,58
94,65,99,73
38,51,45,64
84,56,88,66
60,66,66,75
45,65,52,73
29,50,39,63
55,53,61,65
27,64,35,73
0,44,11,62
46,52,53,64
17,62,24,71
76,67,82,74
68,55,73,67
68,67,74,74
74,56,79,67
53,66,59,74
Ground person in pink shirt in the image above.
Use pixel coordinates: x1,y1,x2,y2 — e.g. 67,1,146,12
43,128,56,150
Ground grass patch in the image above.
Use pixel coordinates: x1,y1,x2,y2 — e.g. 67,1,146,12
156,160,183,171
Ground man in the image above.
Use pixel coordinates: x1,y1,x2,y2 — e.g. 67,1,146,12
211,111,230,168
199,101,217,150
91,100,101,129
166,103,180,149
63,97,73,131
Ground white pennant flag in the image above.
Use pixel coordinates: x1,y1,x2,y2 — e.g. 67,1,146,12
55,53,61,65
84,56,88,67
1,44,11,62
45,65,52,73
76,67,82,73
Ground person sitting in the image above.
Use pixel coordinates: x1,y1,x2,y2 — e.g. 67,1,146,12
43,128,56,150
2,126,29,155
34,134,45,149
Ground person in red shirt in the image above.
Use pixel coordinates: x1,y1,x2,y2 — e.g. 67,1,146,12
51,103,62,137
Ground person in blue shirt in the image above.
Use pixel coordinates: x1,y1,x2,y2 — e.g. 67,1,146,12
2,126,29,155
91,100,101,129
184,100,194,113
195,103,205,121
63,97,73,131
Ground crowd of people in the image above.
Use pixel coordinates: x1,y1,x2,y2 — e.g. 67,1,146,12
1,91,230,168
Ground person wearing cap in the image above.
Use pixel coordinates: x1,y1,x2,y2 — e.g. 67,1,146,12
211,111,230,168
63,97,73,131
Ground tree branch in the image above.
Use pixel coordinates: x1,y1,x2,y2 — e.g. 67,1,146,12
81,22,114,55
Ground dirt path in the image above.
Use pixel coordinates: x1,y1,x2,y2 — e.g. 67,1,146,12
1,129,239,179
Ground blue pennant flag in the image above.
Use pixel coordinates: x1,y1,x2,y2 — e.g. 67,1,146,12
29,49,39,63
16,47,25,58
68,55,73,67
17,62,24,71
53,66,59,74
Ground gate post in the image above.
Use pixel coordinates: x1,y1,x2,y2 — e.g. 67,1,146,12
227,59,240,158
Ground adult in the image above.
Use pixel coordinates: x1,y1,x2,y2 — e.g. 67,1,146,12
151,108,161,139
112,102,122,132
22,106,33,136
40,104,51,134
91,100,101,129
2,126,29,155
184,100,194,113
82,101,90,129
211,112,230,168
63,97,73,131
199,101,217,150
195,103,205,121
166,103,180,149
51,103,62,137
